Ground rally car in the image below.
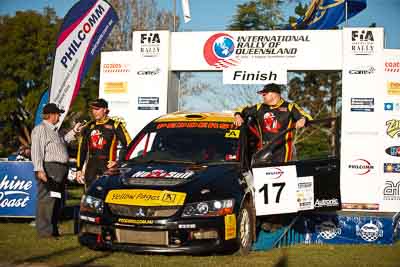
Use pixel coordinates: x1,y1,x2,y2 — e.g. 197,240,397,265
78,112,256,254
78,111,341,254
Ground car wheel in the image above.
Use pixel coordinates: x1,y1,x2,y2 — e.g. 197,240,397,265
236,201,253,255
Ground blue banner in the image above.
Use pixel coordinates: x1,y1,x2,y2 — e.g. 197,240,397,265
290,0,367,29
0,162,37,217
34,89,49,126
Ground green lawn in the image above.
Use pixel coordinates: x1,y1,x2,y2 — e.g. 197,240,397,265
0,220,399,267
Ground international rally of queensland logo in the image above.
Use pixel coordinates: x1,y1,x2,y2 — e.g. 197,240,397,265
203,33,239,69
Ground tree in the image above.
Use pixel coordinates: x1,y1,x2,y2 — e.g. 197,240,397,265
105,0,176,50
0,8,61,156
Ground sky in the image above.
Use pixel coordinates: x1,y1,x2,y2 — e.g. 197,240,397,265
0,0,399,48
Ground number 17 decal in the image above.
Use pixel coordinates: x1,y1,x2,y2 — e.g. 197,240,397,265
259,182,286,204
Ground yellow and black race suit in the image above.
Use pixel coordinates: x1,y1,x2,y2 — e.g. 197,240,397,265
77,117,131,187
236,99,313,163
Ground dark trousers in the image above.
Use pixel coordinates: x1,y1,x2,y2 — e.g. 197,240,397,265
36,162,68,237
84,158,107,191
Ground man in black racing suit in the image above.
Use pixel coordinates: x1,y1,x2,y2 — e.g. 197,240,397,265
234,83,313,163
76,98,131,189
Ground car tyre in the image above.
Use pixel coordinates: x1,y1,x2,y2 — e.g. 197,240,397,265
235,201,253,255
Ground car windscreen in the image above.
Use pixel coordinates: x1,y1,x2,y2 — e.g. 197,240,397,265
127,124,240,163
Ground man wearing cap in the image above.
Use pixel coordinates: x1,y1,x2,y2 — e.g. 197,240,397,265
76,98,131,190
31,103,82,238
234,83,313,163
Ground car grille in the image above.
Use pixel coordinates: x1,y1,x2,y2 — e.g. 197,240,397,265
122,178,186,186
108,204,180,218
115,229,168,245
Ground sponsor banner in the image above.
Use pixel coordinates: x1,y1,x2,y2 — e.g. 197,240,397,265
51,0,118,127
341,28,384,210
222,66,287,84
105,189,186,206
304,213,394,245
253,165,298,215
0,162,37,217
170,30,342,71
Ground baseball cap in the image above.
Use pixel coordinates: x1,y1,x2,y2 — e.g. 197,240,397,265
42,103,65,114
90,98,108,109
257,83,282,94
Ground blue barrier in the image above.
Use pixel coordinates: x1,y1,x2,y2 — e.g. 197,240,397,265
0,161,37,217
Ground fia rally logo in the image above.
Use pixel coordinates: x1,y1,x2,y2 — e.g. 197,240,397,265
351,30,374,56
140,33,160,57
203,33,239,69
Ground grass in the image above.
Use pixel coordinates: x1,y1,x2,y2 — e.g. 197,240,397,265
0,220,399,267
0,186,399,266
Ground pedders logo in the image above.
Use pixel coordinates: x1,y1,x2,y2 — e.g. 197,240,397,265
264,167,284,179
203,33,239,69
385,61,400,72
348,159,374,175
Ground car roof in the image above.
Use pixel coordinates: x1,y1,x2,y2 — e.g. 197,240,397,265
154,111,234,123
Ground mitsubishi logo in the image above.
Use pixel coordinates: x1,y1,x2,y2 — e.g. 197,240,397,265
136,208,146,217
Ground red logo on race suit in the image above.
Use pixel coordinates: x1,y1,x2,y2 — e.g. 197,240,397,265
90,129,107,149
262,112,281,133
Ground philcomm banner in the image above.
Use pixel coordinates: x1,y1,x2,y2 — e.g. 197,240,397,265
0,162,37,217
50,0,118,127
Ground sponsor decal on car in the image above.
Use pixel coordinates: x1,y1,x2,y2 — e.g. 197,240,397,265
117,218,154,224
105,189,186,206
131,170,194,179
224,129,240,139
348,66,375,75
224,214,237,240
157,122,233,129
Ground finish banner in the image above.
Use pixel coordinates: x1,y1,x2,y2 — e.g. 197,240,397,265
50,0,118,127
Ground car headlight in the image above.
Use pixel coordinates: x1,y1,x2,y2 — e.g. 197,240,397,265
182,199,234,217
80,195,104,214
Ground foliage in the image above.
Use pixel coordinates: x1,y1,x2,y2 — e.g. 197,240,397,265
0,8,60,156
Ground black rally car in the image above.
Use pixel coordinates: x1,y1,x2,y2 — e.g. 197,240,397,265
78,112,341,254
78,112,256,254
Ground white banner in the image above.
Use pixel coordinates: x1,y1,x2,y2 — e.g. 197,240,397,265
341,28,385,211
380,49,400,211
170,30,342,71
223,66,287,84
